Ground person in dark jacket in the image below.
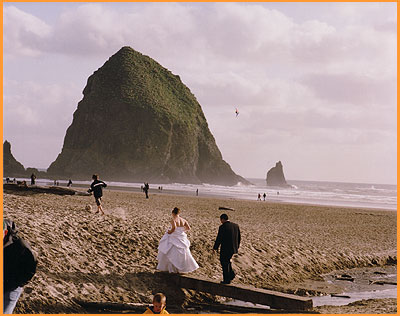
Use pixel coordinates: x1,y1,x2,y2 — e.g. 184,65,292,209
213,214,241,284
143,182,149,199
30,173,36,185
88,174,107,215
3,219,37,314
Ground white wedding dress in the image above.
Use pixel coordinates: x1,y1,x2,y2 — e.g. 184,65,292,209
157,226,199,273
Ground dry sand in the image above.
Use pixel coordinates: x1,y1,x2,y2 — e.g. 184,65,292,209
3,188,397,313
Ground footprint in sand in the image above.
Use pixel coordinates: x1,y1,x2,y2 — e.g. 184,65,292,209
109,207,127,220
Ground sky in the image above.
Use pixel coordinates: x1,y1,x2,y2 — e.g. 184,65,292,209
3,2,397,184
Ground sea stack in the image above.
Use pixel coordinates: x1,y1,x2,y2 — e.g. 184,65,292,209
4,140,25,177
266,161,289,187
47,46,248,185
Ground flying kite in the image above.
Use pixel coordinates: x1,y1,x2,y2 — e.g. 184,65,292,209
235,108,239,117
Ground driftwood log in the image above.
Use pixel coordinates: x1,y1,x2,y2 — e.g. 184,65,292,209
369,280,397,285
331,294,351,298
334,274,354,282
3,183,90,196
218,206,235,211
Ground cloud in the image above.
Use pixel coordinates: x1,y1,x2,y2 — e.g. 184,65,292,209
301,73,396,108
4,79,79,124
4,6,51,57
329,2,396,27
4,79,81,166
49,4,126,55
4,3,396,74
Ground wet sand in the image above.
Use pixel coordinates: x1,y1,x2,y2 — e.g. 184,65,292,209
3,188,397,313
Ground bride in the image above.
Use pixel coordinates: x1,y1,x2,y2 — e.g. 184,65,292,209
157,207,199,273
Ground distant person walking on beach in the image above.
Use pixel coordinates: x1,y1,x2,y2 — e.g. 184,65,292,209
157,207,199,273
263,193,266,201
257,193,261,201
213,214,241,284
196,189,198,196
30,173,36,185
88,174,107,215
144,182,149,199
67,179,72,187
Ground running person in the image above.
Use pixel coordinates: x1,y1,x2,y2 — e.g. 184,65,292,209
88,174,107,215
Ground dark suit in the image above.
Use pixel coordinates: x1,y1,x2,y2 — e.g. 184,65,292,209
213,221,241,283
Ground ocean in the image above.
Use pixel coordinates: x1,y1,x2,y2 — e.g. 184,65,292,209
22,177,397,211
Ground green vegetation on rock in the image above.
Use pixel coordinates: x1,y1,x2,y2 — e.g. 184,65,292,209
48,46,247,185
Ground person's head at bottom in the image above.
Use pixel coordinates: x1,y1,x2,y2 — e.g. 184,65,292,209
152,293,166,313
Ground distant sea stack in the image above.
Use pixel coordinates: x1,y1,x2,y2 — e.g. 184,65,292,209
266,161,290,187
47,46,248,185
4,140,25,176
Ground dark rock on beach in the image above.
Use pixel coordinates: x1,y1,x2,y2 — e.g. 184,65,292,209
3,140,26,177
266,161,290,187
47,46,248,186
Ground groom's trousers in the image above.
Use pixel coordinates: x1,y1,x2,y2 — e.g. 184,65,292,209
220,252,235,283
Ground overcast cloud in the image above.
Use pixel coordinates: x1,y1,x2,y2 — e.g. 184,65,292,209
3,2,397,184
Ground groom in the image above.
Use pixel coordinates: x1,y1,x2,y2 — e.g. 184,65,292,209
213,214,241,284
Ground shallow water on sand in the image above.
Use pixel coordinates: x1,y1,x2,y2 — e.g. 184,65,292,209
312,288,397,307
312,265,397,307
220,266,397,309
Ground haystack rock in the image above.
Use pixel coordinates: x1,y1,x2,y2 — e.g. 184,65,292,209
3,140,25,176
266,161,290,187
47,46,249,185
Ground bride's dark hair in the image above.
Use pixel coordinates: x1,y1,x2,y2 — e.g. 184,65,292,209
172,207,180,215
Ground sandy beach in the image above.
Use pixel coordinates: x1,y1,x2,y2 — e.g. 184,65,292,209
3,188,397,313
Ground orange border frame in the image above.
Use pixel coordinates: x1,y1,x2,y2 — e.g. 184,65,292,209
0,2,398,316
